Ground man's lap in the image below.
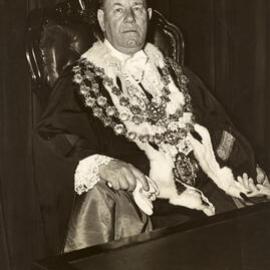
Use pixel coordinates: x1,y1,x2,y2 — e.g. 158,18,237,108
65,178,243,252
64,182,152,252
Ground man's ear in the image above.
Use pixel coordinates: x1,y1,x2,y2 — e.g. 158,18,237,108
97,9,105,32
147,8,152,20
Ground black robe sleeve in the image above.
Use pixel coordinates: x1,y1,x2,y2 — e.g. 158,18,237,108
184,67,257,180
37,71,103,161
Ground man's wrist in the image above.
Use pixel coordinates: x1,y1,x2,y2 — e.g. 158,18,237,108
74,154,113,195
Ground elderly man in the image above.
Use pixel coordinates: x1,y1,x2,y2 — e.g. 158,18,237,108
38,0,269,253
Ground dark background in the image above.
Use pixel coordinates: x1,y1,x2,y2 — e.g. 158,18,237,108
0,0,270,269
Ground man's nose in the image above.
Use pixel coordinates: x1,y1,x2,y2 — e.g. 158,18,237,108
124,8,136,23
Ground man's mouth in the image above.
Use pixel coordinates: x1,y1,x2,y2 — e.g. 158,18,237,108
122,29,137,33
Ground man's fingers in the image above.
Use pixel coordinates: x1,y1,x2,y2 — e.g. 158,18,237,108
237,173,258,195
237,176,244,187
119,177,130,190
256,166,266,184
146,176,160,195
132,167,149,191
137,175,150,191
257,184,270,196
241,173,258,192
126,179,136,192
120,166,137,191
124,173,137,191
242,173,249,189
110,180,120,190
99,159,149,192
100,174,120,190
248,178,259,192
104,171,128,191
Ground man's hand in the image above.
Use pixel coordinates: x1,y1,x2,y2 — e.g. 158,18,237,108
237,172,270,199
99,159,150,192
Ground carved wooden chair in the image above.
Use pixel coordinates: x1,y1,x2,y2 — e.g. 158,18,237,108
26,0,186,255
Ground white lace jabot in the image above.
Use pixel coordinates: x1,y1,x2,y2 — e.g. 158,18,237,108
104,39,149,82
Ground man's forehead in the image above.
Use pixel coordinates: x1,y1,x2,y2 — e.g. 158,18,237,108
104,0,147,7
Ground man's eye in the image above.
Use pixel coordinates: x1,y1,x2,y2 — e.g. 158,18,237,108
133,6,144,13
114,8,124,13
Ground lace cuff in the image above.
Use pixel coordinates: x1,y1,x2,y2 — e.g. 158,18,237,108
74,154,113,195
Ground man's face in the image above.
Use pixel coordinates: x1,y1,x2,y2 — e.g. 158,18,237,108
97,0,152,55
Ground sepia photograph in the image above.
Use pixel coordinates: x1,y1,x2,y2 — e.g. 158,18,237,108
0,0,270,269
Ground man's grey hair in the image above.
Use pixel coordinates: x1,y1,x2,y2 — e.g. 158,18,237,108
97,0,104,9
97,0,151,10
